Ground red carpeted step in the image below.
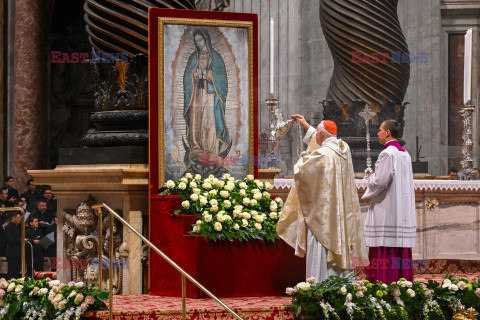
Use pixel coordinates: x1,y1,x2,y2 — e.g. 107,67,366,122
83,295,294,320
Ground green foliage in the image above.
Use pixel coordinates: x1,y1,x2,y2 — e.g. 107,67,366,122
287,275,480,320
162,173,282,242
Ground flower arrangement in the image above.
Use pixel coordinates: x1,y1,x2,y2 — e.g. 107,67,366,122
161,173,282,242
0,277,108,320
286,275,480,319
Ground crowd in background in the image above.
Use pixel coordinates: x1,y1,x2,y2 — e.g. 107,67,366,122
0,177,57,279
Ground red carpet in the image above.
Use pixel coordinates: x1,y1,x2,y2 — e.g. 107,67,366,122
83,295,294,320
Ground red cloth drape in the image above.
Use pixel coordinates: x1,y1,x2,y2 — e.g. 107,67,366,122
366,246,413,283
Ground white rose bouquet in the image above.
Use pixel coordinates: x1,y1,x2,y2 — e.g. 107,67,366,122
0,276,108,320
161,173,281,242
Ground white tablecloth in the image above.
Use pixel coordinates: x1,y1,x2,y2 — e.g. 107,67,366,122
273,179,480,191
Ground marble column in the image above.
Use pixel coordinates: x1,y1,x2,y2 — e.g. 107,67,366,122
13,0,48,189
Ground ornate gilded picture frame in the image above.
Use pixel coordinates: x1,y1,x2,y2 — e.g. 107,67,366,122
149,9,258,192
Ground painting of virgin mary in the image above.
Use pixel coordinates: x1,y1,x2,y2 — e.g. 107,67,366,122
182,28,232,174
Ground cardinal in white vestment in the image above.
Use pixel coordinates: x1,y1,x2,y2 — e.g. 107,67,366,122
276,116,368,283
362,120,416,283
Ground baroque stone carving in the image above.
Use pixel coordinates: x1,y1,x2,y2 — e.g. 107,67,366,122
62,197,127,294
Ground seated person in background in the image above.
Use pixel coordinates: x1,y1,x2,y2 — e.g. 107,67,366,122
5,212,22,279
21,179,41,214
25,217,45,275
0,187,12,208
4,176,18,206
31,200,54,227
449,168,458,180
42,187,57,220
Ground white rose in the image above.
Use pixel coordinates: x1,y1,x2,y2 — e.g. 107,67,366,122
193,225,200,233
222,173,231,179
275,197,283,205
195,174,202,181
442,279,452,287
214,222,222,231
224,183,234,192
242,219,248,227
251,188,260,194
339,287,347,295
242,212,251,220
254,223,262,230
208,174,214,179
196,220,202,225
193,188,201,195
202,182,212,190
270,205,277,212
54,294,63,302
181,200,190,209
216,180,225,188
256,181,264,189
234,224,240,230
450,284,459,291
250,210,258,216
254,215,264,223
190,181,197,188
190,193,199,201
262,192,270,198
211,205,219,212
49,280,61,287
234,205,243,210
15,285,23,292
253,193,262,200
68,290,77,298
204,214,212,222
249,199,257,206
75,282,85,288
247,175,254,181
458,281,467,290
224,200,232,209
239,182,248,189
38,288,48,296
346,293,353,302
295,282,311,291
209,189,218,195
405,281,412,288
217,214,225,223
58,299,67,310
224,215,232,220
239,189,246,197
269,212,278,219
243,198,250,206
265,181,272,190
185,173,193,179
180,177,188,183
166,180,175,189
306,277,316,283
233,209,242,217
220,190,229,198
407,288,415,297
270,201,278,209
210,199,218,206
200,197,208,206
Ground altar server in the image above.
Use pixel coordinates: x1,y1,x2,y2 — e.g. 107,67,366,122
277,117,368,283
362,120,416,283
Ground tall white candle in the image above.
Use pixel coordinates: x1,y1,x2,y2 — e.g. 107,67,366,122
270,18,274,95
464,28,473,105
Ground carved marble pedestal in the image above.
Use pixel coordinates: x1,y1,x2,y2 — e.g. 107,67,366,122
28,164,148,295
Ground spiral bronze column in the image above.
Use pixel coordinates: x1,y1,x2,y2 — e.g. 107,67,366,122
319,0,411,170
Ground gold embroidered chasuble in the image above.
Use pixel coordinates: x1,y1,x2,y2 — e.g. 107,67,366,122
276,137,368,270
